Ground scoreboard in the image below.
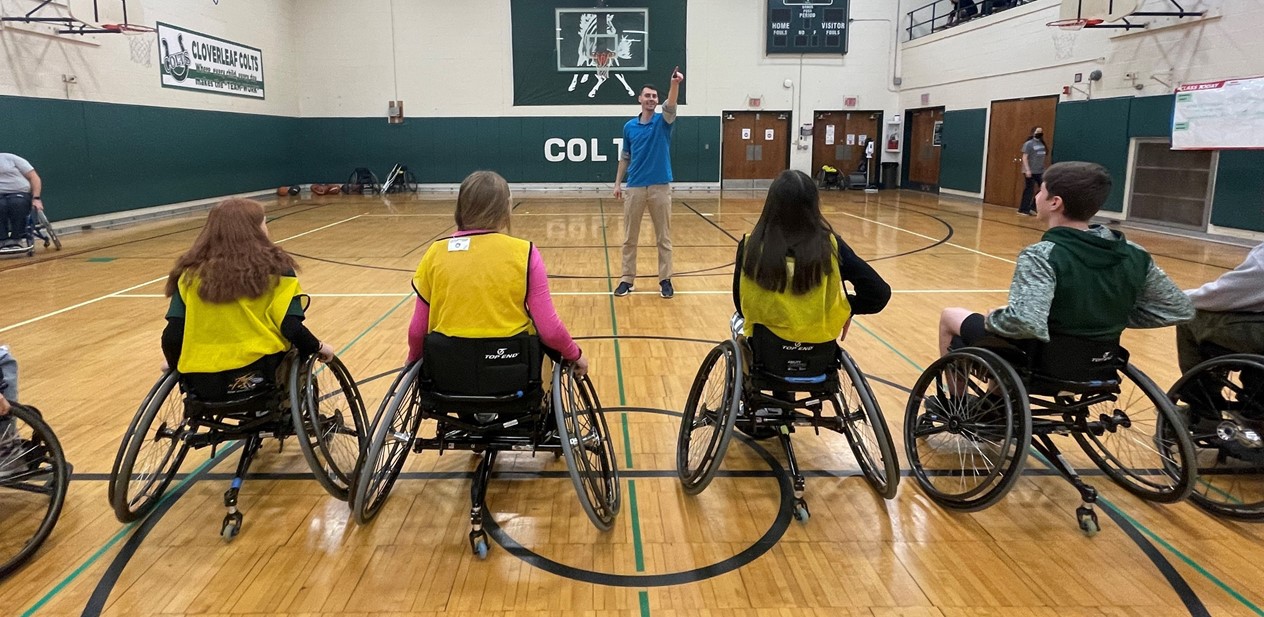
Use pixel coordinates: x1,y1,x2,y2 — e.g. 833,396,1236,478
766,0,850,55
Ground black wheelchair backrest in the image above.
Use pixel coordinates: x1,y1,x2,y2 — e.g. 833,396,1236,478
749,324,840,384
421,332,543,397
1031,334,1127,384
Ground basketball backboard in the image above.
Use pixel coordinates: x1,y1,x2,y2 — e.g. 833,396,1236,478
68,0,145,29
1059,0,1140,23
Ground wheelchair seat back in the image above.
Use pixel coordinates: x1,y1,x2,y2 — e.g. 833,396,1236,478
421,332,544,414
973,334,1125,395
748,324,840,390
182,353,287,418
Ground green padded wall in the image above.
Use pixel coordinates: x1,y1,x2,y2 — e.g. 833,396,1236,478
1052,97,1132,213
0,95,300,222
295,115,720,184
1212,151,1264,232
939,108,987,193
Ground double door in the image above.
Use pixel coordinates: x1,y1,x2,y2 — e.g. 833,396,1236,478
721,111,791,183
811,111,882,178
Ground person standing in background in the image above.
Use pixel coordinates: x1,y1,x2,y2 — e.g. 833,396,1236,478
1018,127,1047,216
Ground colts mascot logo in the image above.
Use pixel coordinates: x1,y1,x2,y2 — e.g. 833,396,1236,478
160,33,192,82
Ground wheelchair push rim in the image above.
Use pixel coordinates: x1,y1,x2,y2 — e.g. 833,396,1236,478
904,348,1031,511
1072,363,1196,504
676,339,742,495
836,348,900,499
351,362,423,524
110,370,191,523
553,363,621,531
34,209,60,251
0,404,70,580
1167,354,1264,519
291,354,370,501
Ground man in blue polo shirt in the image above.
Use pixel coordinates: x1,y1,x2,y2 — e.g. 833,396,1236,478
613,66,683,299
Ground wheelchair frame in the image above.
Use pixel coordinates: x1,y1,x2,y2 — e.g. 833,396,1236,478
108,353,368,540
904,341,1197,535
0,209,59,259
352,359,620,559
0,403,69,579
1168,352,1264,520
676,315,899,522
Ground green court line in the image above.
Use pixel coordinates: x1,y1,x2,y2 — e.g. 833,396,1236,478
20,293,412,617
86,257,116,263
628,480,645,572
597,199,648,613
1100,497,1264,616
1197,479,1245,505
855,316,1263,614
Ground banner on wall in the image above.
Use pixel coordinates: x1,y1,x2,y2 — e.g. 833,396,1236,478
511,0,687,107
157,22,265,99
1172,76,1264,150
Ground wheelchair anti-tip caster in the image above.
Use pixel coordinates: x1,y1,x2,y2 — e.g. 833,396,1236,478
793,498,811,522
469,530,489,559
221,511,244,541
1076,506,1099,537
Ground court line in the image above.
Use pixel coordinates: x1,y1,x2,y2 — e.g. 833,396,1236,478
852,319,1258,615
0,214,364,334
835,210,1018,265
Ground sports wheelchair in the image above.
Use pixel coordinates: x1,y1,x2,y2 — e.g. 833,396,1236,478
1168,344,1264,520
109,351,368,540
904,335,1197,535
351,333,620,559
0,209,60,259
0,403,69,579
676,315,900,521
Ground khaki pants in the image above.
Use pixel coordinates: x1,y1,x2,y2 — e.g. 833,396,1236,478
620,184,673,284
1176,310,1264,373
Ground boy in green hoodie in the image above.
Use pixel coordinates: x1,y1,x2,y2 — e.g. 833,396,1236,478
938,161,1194,357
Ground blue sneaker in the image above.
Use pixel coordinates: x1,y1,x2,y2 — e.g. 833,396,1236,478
613,282,634,297
660,279,674,299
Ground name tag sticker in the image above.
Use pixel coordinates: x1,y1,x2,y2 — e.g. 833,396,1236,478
448,237,471,252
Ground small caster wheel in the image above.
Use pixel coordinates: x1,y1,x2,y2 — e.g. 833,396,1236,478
469,530,489,559
1076,506,1099,537
221,512,243,542
42,239,50,248
793,499,810,522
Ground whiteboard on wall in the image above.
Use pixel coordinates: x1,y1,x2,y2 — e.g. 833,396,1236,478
1172,76,1264,150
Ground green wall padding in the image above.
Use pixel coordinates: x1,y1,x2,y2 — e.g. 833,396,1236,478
0,95,301,222
1128,94,1175,138
939,108,986,193
1052,97,1132,212
295,115,720,184
1212,150,1264,232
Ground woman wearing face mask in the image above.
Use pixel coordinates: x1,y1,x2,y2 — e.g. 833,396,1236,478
1018,127,1048,216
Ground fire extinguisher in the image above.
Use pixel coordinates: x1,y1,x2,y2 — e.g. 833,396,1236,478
887,132,899,151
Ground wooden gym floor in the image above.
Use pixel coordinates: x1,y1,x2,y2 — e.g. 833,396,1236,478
1,189,1262,616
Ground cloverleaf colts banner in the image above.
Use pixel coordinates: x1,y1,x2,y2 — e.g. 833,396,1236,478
157,22,265,99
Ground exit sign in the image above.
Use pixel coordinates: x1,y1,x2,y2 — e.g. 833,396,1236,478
766,0,849,55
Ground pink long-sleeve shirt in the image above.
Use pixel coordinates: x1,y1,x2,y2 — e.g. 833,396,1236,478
407,230,581,363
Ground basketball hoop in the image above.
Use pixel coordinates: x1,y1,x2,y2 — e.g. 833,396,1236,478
103,23,156,66
590,50,614,80
1046,18,1100,60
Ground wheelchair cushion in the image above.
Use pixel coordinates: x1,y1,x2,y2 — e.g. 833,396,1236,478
421,332,542,398
748,324,840,388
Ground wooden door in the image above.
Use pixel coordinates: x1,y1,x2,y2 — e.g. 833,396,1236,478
984,96,1058,209
722,111,791,181
812,111,882,176
907,107,944,190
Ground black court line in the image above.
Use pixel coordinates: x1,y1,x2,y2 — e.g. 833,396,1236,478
1098,505,1211,617
680,201,741,243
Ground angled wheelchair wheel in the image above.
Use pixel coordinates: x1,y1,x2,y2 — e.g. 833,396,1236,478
553,364,621,531
291,354,370,501
676,340,742,495
34,209,60,251
110,370,191,523
835,349,900,499
1072,363,1195,503
1167,354,1264,520
904,348,1031,511
0,404,69,580
351,362,423,524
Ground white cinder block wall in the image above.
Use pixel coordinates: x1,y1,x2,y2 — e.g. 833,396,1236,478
894,0,1258,197
292,0,904,173
0,0,300,116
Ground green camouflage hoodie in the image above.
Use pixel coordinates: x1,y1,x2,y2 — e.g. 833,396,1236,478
986,225,1194,342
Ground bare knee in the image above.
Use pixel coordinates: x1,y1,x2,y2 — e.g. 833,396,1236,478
939,307,973,337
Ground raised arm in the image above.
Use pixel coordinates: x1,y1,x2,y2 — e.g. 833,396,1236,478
663,66,683,120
